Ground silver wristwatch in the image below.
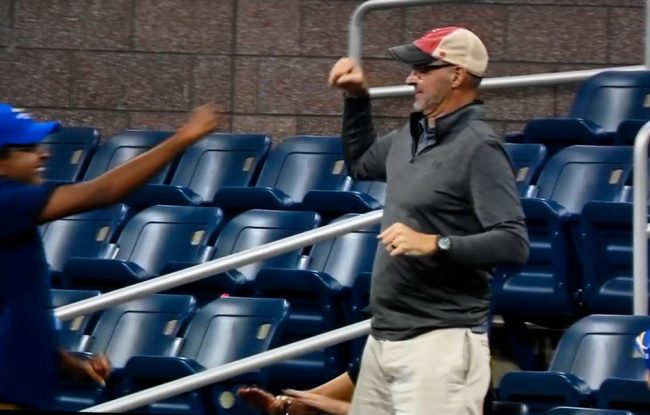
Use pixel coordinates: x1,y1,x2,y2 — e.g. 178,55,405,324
437,235,452,253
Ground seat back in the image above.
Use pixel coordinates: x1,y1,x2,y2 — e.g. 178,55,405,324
307,214,379,288
349,180,387,206
534,146,632,213
50,289,101,351
83,130,173,183
548,315,650,390
255,136,349,203
114,205,224,274
178,297,289,368
42,127,100,181
578,201,639,314
42,204,129,273
170,133,271,201
570,70,650,132
85,294,196,368
503,143,547,196
210,209,321,281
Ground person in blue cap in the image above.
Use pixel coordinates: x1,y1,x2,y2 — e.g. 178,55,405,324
0,103,221,410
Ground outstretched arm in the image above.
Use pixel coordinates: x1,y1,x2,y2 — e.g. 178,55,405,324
38,104,222,223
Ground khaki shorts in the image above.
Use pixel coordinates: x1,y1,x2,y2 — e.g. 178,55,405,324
350,328,491,415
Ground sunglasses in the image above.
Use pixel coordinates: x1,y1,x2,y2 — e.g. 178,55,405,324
411,63,455,75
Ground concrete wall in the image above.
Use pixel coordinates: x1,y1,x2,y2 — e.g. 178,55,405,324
0,0,644,141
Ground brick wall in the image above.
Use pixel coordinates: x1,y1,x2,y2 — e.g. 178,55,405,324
0,0,644,141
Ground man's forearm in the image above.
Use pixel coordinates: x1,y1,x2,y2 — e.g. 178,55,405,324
342,94,376,161
447,222,529,267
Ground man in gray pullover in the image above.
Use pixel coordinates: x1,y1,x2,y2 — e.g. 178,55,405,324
328,27,529,414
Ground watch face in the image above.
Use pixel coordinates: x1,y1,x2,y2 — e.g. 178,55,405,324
438,236,451,251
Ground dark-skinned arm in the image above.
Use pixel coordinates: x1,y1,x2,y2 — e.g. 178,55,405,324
38,104,221,223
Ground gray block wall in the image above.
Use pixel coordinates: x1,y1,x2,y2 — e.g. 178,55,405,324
0,0,644,141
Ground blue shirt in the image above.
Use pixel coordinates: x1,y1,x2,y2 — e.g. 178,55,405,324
0,178,57,409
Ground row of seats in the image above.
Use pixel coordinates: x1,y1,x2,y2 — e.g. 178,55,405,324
51,292,289,414
43,130,386,214
502,70,650,323
44,140,650,322
507,70,650,156
53,290,650,415
40,127,580,215
498,314,650,415
43,205,378,388
493,144,650,323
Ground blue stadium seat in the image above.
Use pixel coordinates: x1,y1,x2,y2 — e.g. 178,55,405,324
597,377,650,415
42,126,100,182
63,205,224,292
614,119,650,145
127,133,271,207
50,289,101,352
492,146,633,322
520,71,650,153
254,214,379,387
503,143,547,196
546,408,633,415
499,315,650,415
168,209,321,302
54,294,197,411
121,297,289,415
82,130,174,184
172,209,322,300
577,145,650,314
211,135,350,210
578,201,643,314
300,178,386,213
350,271,372,324
350,180,387,205
41,204,130,287
571,71,650,132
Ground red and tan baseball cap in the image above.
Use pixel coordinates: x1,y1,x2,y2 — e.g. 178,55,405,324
388,27,488,77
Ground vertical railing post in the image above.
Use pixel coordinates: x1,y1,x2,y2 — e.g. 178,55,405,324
633,121,650,315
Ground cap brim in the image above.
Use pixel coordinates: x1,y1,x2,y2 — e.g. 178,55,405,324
18,121,60,145
388,43,439,66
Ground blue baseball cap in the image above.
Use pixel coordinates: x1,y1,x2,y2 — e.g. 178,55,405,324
0,103,59,148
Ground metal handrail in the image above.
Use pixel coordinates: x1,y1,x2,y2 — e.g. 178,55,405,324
633,121,650,315
348,0,452,63
55,210,383,321
84,320,371,413
369,65,647,99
